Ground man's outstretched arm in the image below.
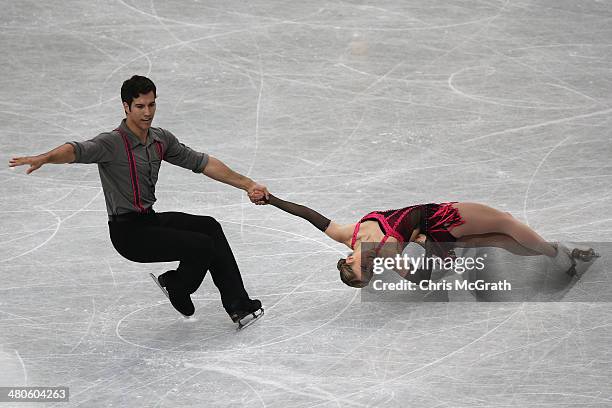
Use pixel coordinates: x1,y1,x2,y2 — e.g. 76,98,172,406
202,156,269,200
9,144,76,174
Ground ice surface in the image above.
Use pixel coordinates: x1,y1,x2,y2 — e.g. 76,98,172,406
1,0,611,406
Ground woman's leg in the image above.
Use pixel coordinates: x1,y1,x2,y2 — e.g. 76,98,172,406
456,233,541,256
448,203,557,257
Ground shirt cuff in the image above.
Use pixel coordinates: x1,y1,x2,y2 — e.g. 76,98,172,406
66,141,81,163
193,153,209,173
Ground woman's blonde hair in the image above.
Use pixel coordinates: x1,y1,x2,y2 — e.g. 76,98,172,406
337,258,370,288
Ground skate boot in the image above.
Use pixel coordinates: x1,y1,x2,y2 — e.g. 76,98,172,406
151,271,195,317
228,298,264,330
551,243,577,277
571,247,600,262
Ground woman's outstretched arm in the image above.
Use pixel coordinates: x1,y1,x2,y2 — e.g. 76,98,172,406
266,194,348,243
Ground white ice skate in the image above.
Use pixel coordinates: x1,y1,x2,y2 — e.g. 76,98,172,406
551,243,577,276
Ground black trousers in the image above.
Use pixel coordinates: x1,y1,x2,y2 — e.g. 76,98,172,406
108,211,249,312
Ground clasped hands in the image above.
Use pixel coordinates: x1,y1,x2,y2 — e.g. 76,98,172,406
247,183,269,205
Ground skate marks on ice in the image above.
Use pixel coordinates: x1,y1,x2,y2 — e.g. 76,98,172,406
114,287,358,352
2,0,612,406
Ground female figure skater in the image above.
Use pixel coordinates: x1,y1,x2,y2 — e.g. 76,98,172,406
257,195,598,288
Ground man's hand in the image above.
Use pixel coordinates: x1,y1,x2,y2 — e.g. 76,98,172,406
202,156,270,204
9,155,46,174
9,144,75,173
247,183,270,205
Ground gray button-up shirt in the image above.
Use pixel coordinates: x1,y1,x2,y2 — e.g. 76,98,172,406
67,120,209,216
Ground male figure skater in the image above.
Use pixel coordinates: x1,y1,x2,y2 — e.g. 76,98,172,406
9,75,267,328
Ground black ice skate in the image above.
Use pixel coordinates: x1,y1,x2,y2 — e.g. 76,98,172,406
229,298,264,330
150,272,195,317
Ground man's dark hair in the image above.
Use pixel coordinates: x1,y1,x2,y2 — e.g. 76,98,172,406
121,75,156,110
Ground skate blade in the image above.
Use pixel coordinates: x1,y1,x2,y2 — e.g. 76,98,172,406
571,248,601,262
150,273,169,298
236,308,264,331
149,273,190,319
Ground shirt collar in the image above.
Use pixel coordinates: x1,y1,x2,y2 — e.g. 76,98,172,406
118,119,161,147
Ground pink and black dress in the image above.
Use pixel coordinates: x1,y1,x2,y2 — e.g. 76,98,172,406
351,203,465,258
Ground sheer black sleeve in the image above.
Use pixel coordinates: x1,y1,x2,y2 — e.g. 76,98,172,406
267,194,331,232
